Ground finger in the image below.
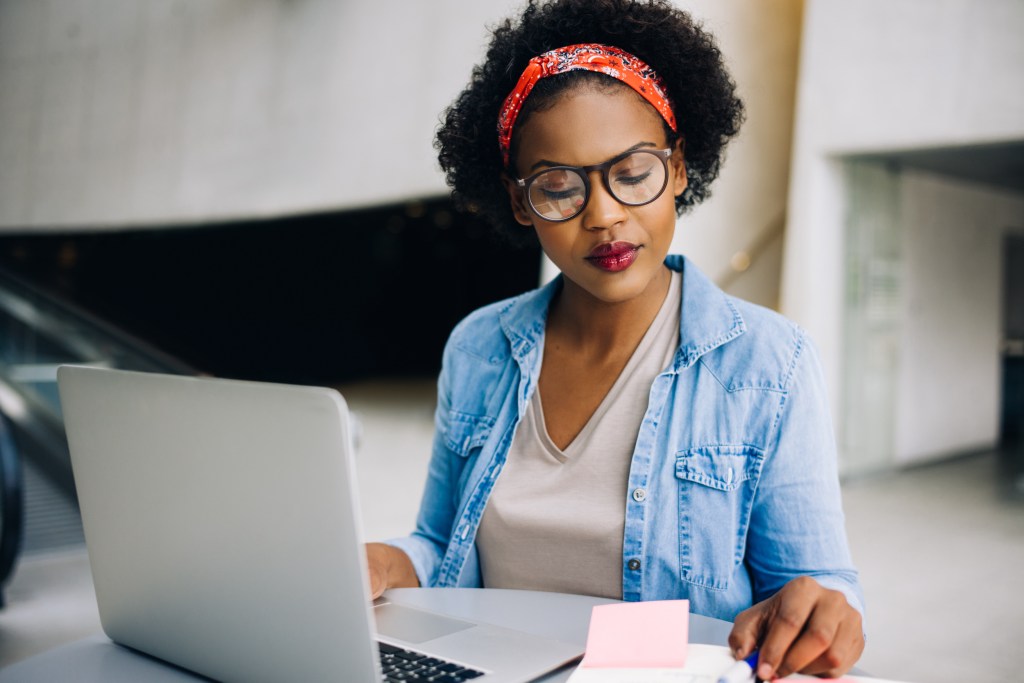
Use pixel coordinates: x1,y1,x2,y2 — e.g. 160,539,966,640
366,563,384,599
773,591,846,678
365,543,389,600
754,581,819,681
799,610,864,678
728,603,768,660
368,560,389,599
370,573,385,600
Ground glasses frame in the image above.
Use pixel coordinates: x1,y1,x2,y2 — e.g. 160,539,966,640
514,147,674,223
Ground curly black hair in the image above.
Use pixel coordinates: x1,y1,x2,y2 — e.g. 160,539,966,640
435,0,745,243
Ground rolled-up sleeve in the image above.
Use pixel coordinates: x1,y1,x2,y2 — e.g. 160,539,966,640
384,347,461,587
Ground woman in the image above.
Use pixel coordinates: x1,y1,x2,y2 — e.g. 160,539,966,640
368,1,865,678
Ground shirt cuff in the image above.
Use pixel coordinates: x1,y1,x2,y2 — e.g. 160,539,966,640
383,534,443,588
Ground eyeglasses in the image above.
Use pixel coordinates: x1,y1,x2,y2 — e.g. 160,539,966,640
515,148,673,222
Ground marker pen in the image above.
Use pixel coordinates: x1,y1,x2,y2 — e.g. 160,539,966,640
717,651,760,683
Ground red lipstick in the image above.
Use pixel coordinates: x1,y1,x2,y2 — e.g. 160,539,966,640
585,241,640,272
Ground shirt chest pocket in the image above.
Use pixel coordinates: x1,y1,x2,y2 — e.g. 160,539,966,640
674,445,764,591
444,411,496,497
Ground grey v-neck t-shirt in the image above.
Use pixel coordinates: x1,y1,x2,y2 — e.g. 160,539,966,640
476,269,681,599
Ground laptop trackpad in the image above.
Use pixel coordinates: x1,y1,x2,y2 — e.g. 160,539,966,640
375,603,475,644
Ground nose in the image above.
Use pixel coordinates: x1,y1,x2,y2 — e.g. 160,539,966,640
579,171,627,230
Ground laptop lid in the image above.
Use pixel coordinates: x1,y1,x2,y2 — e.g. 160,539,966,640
57,366,379,683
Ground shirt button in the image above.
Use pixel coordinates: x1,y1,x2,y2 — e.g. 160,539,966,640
627,558,641,571
632,488,647,502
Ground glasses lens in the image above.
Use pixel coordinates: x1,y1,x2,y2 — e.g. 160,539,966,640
608,151,668,206
527,169,587,221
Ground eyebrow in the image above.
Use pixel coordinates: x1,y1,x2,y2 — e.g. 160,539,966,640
529,141,659,172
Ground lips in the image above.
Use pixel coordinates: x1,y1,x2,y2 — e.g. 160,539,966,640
585,241,640,272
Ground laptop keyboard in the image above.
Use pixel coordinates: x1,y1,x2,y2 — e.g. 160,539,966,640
377,642,485,682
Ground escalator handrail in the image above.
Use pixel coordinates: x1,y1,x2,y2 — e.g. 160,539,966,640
0,266,197,375
0,265,198,510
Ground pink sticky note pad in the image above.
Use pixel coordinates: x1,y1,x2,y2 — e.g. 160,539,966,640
579,600,689,669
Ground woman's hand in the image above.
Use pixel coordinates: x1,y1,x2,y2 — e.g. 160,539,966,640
728,576,864,680
365,543,420,599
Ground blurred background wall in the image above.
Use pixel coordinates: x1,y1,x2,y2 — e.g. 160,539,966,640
782,0,1024,473
0,1,514,225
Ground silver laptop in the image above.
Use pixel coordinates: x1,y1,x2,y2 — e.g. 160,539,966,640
57,366,582,683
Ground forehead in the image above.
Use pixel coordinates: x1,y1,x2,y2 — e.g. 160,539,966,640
513,85,668,172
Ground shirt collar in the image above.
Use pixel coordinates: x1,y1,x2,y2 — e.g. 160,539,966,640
664,254,746,370
498,254,746,369
498,274,559,360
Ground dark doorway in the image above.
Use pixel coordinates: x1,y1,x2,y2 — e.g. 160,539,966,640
0,198,542,385
1001,232,1024,496
1003,233,1024,442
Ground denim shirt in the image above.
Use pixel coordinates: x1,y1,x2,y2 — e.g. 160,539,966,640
388,255,864,622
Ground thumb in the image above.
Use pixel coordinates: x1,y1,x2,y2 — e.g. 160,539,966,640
728,602,768,660
367,555,388,600
369,567,386,599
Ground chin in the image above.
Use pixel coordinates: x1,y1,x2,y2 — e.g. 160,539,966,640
581,272,657,304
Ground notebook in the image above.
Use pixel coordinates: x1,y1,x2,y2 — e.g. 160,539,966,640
57,366,582,682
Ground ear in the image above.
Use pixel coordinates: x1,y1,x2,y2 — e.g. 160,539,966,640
501,173,535,227
669,138,688,197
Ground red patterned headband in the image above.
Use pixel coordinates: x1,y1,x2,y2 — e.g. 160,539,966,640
497,43,677,168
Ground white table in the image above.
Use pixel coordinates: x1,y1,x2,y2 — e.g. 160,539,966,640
0,588,735,682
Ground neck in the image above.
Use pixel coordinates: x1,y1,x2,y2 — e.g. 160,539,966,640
548,266,673,357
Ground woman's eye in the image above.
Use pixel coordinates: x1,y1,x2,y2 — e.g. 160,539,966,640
614,170,653,186
541,187,581,200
